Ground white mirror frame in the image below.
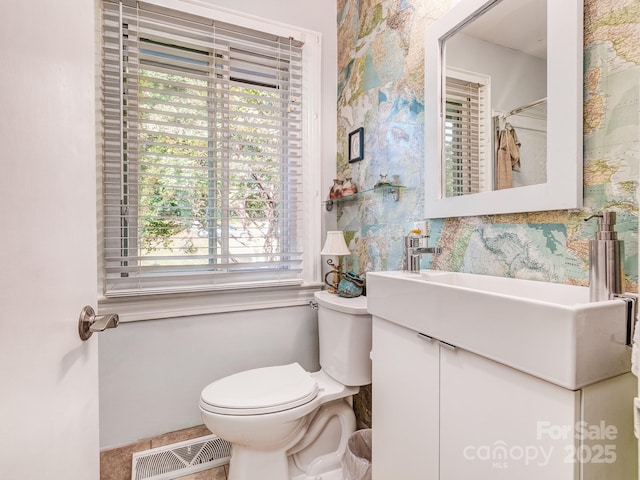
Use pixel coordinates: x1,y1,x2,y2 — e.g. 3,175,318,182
424,0,583,218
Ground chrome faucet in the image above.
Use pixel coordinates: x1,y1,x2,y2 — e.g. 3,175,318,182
404,233,441,272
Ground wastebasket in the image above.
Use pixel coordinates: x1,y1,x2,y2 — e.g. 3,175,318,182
342,428,372,480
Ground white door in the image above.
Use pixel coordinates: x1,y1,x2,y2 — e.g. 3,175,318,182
0,0,100,478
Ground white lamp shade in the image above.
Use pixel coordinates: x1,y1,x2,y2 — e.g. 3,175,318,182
321,231,351,256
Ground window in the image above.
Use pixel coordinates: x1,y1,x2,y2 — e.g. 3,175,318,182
443,68,490,197
100,0,320,297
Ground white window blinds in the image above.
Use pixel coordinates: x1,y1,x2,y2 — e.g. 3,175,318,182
101,0,305,296
444,72,489,197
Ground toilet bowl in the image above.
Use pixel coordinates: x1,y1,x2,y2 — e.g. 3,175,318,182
199,291,371,480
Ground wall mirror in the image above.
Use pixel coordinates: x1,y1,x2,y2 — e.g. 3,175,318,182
424,0,583,218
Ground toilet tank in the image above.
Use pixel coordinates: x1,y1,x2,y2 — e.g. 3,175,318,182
314,290,372,386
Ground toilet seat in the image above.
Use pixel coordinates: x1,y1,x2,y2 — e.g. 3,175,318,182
200,363,319,415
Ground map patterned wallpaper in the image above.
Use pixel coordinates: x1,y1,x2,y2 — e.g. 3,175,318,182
334,0,640,290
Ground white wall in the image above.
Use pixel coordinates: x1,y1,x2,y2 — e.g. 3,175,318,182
99,0,337,449
446,33,546,112
100,306,319,447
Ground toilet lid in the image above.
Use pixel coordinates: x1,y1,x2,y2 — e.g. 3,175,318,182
200,363,319,415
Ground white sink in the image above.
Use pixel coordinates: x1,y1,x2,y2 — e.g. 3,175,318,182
366,270,631,390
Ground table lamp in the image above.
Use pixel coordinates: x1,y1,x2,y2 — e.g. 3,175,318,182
320,231,351,293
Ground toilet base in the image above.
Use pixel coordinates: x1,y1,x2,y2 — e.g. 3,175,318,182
227,445,291,480
226,398,356,480
291,467,345,480
288,398,356,479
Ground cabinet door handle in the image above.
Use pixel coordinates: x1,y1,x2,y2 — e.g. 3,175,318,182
439,340,457,351
417,332,433,342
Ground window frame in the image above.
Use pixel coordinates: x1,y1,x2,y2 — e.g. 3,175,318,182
97,0,323,320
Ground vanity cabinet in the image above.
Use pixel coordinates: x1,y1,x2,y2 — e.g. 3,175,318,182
372,316,637,480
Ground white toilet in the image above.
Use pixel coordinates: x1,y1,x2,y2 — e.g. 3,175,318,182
199,290,371,480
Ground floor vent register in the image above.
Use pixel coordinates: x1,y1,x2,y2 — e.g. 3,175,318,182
131,434,231,480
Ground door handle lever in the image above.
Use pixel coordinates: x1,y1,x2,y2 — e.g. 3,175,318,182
78,306,119,341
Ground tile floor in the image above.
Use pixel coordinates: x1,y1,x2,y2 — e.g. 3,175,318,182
100,425,228,480
101,396,370,480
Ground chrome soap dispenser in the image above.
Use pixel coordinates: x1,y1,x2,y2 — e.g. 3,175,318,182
585,211,624,302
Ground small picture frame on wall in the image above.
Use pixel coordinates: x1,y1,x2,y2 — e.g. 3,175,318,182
348,127,364,163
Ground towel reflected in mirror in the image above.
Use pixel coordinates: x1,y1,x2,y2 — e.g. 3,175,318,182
496,123,521,190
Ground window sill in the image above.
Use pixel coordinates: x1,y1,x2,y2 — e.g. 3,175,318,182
98,282,324,322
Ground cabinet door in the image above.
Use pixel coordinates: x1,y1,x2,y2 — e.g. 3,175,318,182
372,317,440,480
440,346,580,480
